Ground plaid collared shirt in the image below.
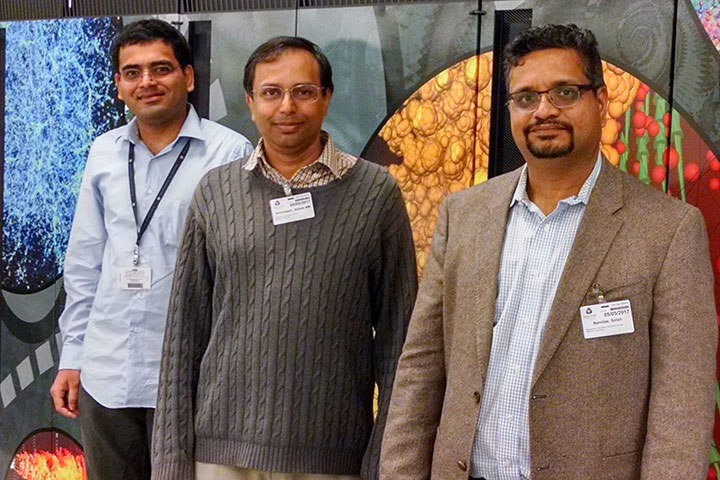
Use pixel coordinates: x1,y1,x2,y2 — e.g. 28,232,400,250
470,156,602,480
243,131,357,190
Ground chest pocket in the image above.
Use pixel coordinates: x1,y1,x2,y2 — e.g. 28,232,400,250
157,200,190,249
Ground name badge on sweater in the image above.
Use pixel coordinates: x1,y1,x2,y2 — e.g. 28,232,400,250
270,192,315,226
580,299,634,339
119,267,152,290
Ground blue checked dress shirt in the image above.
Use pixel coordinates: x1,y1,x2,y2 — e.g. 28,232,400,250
58,106,252,408
470,156,602,479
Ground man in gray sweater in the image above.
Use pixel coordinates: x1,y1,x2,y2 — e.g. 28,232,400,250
151,37,418,480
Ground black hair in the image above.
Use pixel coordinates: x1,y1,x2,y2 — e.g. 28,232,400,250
111,19,193,73
243,36,333,95
504,23,605,89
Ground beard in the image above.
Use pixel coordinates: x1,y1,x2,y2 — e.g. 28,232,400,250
524,122,574,158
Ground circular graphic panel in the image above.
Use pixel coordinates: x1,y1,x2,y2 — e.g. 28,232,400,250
6,429,85,480
2,17,121,293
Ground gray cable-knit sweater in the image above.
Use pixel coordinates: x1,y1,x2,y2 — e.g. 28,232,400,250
151,158,418,480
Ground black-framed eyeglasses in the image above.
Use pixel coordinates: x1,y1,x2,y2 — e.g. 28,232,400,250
119,64,180,82
252,84,325,104
507,84,596,113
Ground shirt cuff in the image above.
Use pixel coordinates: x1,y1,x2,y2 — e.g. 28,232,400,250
58,343,84,370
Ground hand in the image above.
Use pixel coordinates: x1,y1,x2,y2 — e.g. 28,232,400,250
50,369,81,418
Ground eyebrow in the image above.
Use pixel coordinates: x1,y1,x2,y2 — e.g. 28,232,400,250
120,60,175,71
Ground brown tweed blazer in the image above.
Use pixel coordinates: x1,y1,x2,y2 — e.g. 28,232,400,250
380,160,717,480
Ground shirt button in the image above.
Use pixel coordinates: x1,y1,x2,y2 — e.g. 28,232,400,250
513,365,521,373
543,224,550,232
504,459,512,467
146,188,153,194
134,292,143,298
507,415,514,422
457,460,467,471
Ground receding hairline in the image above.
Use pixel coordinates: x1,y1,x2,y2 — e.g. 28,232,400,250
248,47,324,86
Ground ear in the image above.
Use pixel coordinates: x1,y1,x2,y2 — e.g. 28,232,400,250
245,92,255,121
114,73,124,101
183,65,195,93
596,85,609,122
320,89,333,116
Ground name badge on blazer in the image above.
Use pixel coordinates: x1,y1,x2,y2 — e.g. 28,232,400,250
580,299,634,339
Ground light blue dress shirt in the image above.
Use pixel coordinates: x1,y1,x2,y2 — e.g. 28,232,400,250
58,105,252,408
470,156,602,479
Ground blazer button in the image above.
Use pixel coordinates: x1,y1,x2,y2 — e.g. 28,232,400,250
473,391,481,403
457,460,468,471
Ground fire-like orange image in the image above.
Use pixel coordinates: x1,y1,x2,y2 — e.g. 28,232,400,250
11,449,85,480
6,430,85,480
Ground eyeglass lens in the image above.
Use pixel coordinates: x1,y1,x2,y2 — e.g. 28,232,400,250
512,85,583,112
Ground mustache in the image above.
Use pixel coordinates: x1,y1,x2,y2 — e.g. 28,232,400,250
524,120,572,135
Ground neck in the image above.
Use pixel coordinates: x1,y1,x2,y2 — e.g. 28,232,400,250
525,150,597,216
264,136,324,179
136,109,188,155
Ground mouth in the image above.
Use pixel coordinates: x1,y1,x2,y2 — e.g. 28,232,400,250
526,122,571,138
138,92,164,103
274,122,303,133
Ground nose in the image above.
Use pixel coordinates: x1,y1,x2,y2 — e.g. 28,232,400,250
533,93,560,119
277,90,297,113
137,70,158,88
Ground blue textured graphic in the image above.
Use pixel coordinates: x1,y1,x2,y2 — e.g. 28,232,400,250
2,17,121,293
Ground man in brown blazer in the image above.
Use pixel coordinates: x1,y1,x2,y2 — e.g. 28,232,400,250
380,24,717,480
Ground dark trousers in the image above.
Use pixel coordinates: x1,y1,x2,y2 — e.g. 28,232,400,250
78,387,155,480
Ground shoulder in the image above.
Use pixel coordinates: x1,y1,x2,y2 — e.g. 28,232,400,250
351,158,401,190
198,118,252,148
83,125,130,172
443,167,521,212
612,165,696,223
88,124,128,153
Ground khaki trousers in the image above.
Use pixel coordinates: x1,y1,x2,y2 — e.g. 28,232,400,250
195,462,361,480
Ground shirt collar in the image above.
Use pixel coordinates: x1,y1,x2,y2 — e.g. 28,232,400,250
510,152,603,208
116,104,205,147
243,131,342,178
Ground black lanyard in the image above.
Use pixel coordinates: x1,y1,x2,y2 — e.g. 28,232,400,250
128,139,191,265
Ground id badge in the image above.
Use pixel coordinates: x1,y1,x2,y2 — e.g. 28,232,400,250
270,192,315,226
119,267,152,291
580,299,634,339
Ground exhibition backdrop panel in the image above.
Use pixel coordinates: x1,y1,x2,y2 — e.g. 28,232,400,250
1,1,719,479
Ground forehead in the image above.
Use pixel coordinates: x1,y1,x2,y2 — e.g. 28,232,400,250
118,39,177,67
507,48,589,91
253,48,320,86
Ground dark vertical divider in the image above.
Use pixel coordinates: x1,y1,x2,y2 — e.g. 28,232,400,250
188,21,212,119
487,8,531,178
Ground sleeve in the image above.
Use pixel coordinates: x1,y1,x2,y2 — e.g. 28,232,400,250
361,181,419,480
57,145,107,370
151,185,215,480
378,196,451,480
640,206,718,479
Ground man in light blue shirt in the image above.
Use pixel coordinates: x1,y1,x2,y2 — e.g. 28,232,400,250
49,19,252,480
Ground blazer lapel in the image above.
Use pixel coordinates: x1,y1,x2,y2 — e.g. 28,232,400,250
532,161,625,386
466,169,523,376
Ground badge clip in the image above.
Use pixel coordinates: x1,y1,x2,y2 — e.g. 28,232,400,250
133,244,140,266
591,283,606,303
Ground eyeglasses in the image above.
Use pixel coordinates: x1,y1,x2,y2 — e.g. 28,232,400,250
252,84,324,104
508,84,596,113
119,64,180,82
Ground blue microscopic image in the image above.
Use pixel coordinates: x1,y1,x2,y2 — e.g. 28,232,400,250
2,17,122,293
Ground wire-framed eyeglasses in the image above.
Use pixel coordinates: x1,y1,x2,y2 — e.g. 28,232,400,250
508,84,596,113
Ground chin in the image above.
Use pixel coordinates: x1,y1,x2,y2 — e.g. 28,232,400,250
528,142,574,159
